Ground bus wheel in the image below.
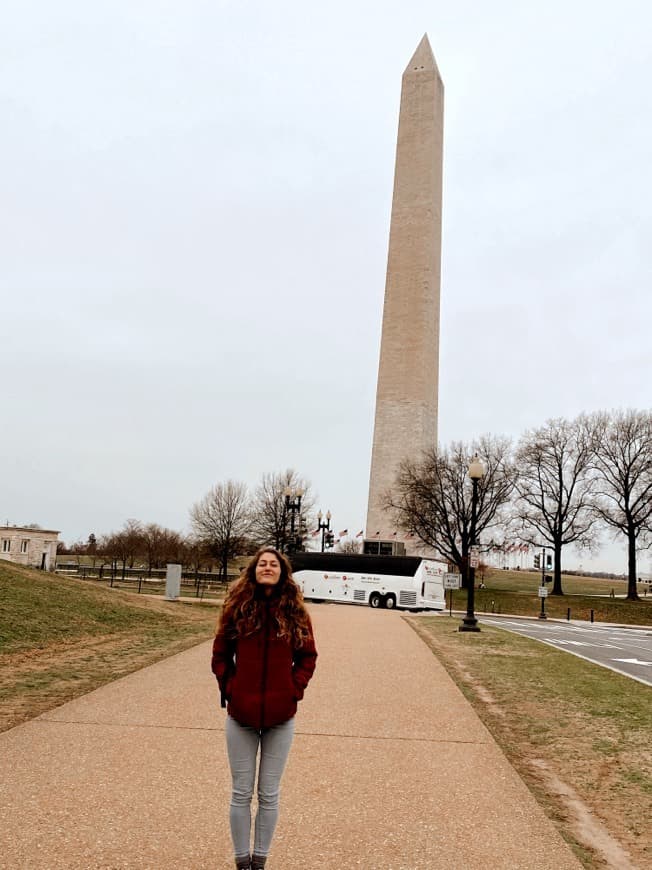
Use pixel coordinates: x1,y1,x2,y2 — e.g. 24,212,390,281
384,594,396,610
369,592,382,609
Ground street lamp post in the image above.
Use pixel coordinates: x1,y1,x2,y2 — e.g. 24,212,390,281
284,487,304,554
459,453,484,633
317,510,331,553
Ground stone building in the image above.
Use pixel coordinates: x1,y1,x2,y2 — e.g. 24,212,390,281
0,525,60,571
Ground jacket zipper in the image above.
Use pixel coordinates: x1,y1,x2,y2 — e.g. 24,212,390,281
260,603,271,729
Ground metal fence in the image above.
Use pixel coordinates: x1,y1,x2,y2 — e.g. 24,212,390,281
55,563,237,598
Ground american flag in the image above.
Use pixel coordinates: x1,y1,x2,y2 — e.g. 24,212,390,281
355,530,364,538
339,529,348,537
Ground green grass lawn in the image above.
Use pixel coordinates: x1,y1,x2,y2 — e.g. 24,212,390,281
1,566,175,651
408,614,652,868
480,566,651,595
0,562,219,731
447,568,652,625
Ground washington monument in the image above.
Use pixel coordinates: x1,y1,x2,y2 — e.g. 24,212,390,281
365,34,444,545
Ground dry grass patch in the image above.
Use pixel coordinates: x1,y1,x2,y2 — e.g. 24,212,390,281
0,563,219,732
407,614,652,869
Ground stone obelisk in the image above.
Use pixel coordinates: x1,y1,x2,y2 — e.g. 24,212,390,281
365,34,444,544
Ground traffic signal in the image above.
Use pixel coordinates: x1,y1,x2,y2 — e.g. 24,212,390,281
325,531,335,549
533,554,540,569
546,553,552,569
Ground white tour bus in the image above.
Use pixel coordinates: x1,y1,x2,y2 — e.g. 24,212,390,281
290,552,446,611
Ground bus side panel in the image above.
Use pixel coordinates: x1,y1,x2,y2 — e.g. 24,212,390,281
295,571,367,606
296,569,433,610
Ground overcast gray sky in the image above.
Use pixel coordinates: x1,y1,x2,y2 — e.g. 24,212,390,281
2,1,650,573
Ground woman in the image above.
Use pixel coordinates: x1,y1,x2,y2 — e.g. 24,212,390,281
212,547,318,870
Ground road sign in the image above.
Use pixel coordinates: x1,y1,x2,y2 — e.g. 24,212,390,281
538,587,548,598
443,573,461,590
470,557,479,568
470,545,480,557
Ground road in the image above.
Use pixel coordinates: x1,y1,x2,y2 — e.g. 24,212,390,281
479,616,652,686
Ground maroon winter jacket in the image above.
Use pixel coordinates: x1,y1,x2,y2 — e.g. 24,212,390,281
212,596,317,729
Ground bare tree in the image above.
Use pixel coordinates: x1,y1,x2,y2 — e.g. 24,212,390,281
140,524,184,574
514,416,598,595
141,523,166,576
100,519,143,580
161,528,184,566
338,538,362,554
180,535,212,584
386,435,516,588
98,533,118,577
589,409,652,600
122,519,145,569
250,469,316,552
190,480,252,579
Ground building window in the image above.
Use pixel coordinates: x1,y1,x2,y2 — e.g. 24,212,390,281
21,540,29,553
1,540,10,552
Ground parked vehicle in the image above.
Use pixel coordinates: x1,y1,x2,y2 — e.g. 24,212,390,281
290,552,446,611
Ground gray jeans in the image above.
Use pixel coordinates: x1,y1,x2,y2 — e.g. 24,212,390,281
225,715,295,859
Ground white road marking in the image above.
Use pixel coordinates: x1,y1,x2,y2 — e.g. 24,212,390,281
612,658,652,667
547,640,588,646
480,618,652,686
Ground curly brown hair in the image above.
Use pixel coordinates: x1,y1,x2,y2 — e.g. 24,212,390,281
217,547,312,648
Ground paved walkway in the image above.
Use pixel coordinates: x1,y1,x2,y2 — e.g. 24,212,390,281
0,606,581,869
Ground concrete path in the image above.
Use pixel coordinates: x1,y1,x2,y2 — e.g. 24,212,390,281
0,606,581,869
